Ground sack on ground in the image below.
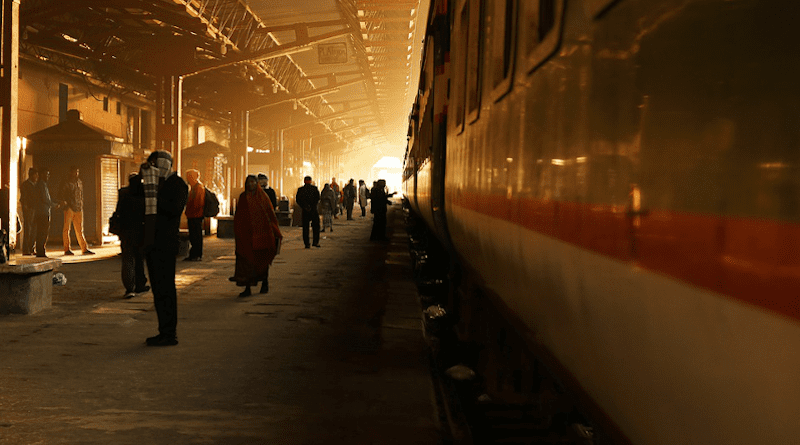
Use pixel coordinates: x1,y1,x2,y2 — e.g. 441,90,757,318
203,188,220,217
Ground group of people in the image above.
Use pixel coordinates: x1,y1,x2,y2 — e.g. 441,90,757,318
294,176,394,248
39,155,392,348
19,165,95,258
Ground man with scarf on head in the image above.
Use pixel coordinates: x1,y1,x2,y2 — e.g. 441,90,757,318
141,150,188,346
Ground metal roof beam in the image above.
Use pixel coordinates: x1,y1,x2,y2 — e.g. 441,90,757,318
250,77,364,112
255,19,347,34
358,17,416,23
185,25,351,77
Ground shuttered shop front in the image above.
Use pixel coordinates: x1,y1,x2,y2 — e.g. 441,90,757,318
100,157,119,236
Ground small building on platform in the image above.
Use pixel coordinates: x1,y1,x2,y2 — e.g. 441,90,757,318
181,140,231,214
26,109,134,246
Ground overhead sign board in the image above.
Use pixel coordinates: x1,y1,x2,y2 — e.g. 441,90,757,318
318,42,348,64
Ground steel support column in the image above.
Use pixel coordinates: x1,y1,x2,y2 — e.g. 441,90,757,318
155,75,182,172
279,129,285,199
230,110,249,194
0,0,19,251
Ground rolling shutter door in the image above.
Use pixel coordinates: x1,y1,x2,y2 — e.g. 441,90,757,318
100,157,119,235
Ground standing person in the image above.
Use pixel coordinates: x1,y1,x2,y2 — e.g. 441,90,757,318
34,169,56,257
343,178,356,220
19,168,38,255
183,169,205,262
257,173,278,209
116,173,149,299
319,183,336,232
60,166,94,255
358,179,369,218
330,177,340,219
231,175,282,297
141,150,188,347
370,179,393,242
296,176,321,248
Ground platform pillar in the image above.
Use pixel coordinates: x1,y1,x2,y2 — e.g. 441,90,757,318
0,0,19,252
155,74,183,173
230,110,249,192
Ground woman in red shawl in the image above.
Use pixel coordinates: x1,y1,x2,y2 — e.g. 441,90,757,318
231,175,283,297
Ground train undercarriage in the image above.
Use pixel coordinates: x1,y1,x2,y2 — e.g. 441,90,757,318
403,200,610,445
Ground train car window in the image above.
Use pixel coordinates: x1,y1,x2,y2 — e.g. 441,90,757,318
466,0,482,123
521,0,565,74
490,0,517,102
453,0,469,133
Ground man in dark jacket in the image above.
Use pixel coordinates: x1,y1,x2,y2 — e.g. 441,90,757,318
369,179,394,241
141,150,188,347
183,169,205,262
34,169,54,257
257,173,278,209
116,173,149,299
343,178,356,220
19,168,38,255
295,176,320,248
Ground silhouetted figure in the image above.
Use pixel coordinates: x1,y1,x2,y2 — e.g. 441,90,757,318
257,173,278,209
34,169,54,257
370,179,393,242
59,166,94,255
184,169,205,261
296,176,321,248
358,179,369,217
343,178,356,220
19,168,38,255
116,173,148,299
142,151,188,347
320,183,336,232
231,175,282,297
330,177,341,218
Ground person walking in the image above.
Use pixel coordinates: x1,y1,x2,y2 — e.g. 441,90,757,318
343,178,356,220
34,169,55,257
19,168,38,255
330,177,341,218
231,175,282,297
369,179,393,241
141,151,188,347
319,183,336,232
183,169,205,262
296,176,321,248
358,179,369,218
257,173,278,209
59,166,94,255
116,173,149,299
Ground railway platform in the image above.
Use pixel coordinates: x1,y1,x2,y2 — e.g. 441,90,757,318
0,202,442,444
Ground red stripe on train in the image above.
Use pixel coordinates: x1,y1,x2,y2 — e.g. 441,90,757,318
450,190,800,322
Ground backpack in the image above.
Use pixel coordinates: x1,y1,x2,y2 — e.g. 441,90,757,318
203,188,220,217
108,211,122,235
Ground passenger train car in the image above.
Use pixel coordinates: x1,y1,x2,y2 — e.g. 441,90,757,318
403,0,800,443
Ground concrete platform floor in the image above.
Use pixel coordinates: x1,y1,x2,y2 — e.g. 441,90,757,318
0,204,441,444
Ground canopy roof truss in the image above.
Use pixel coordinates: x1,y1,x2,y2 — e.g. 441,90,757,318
18,0,424,152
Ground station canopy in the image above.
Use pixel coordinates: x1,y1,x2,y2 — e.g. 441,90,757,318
20,0,430,160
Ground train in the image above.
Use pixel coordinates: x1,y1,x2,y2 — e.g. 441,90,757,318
402,0,800,443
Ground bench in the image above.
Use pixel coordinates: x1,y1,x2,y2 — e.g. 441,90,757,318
0,257,62,315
